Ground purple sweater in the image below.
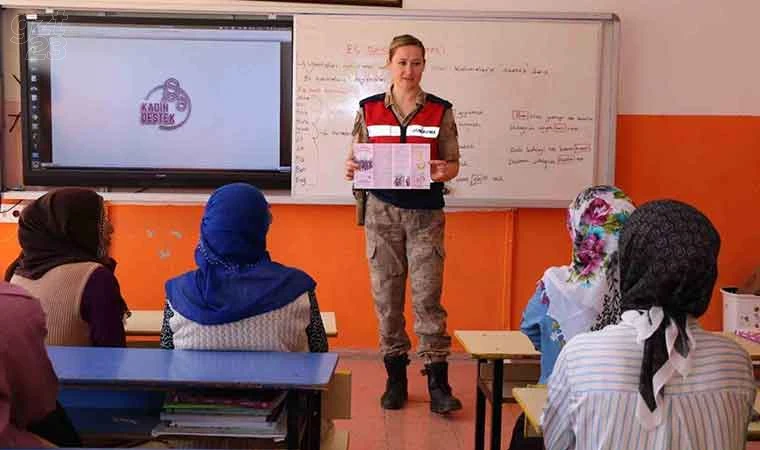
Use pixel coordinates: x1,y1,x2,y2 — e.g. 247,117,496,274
79,267,126,347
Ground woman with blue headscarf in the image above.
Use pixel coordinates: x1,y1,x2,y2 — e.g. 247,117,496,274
160,183,327,352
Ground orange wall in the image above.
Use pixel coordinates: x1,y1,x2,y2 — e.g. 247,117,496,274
614,115,760,329
0,204,514,349
1,115,758,348
510,115,760,332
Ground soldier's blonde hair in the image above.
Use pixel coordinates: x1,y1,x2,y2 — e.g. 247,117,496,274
387,34,426,64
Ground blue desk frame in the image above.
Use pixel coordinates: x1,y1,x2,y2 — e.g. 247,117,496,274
48,346,338,450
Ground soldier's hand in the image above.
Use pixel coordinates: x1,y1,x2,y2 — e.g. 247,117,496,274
430,160,449,182
345,158,359,181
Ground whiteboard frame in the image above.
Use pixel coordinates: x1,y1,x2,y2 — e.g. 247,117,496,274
0,2,619,209
292,11,620,208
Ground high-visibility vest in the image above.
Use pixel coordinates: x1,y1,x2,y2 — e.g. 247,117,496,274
359,92,452,210
360,93,451,160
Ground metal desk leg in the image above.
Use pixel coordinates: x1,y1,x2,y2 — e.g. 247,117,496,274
286,391,300,449
475,359,486,450
491,359,504,450
307,391,321,450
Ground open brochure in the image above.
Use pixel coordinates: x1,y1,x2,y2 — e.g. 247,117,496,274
353,143,431,189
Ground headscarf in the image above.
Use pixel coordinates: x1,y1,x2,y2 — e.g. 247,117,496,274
165,183,315,325
618,199,720,429
5,188,110,281
544,185,636,340
0,282,60,447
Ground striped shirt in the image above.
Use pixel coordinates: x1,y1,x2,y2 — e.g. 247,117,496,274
542,319,756,450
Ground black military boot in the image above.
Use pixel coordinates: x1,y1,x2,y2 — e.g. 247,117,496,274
422,361,462,414
381,354,409,409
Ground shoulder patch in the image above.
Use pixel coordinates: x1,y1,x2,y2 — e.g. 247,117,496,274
359,93,386,107
425,93,453,109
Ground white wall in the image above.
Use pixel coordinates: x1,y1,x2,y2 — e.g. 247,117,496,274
403,0,760,116
3,0,759,116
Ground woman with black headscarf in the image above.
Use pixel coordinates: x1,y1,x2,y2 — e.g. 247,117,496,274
6,188,128,347
542,200,755,450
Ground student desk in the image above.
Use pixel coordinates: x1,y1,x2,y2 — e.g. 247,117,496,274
749,392,760,441
126,310,339,339
458,330,760,448
513,386,760,440
723,332,760,379
512,386,547,437
454,330,540,450
320,312,338,338
725,332,760,360
48,346,338,450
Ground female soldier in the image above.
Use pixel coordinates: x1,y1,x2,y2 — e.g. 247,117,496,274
344,34,461,414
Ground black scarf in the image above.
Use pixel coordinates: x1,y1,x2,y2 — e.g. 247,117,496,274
619,199,720,412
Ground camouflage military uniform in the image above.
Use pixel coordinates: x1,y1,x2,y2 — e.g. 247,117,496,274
350,87,459,363
364,194,450,362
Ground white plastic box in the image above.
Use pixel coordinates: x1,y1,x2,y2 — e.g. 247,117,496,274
722,287,760,332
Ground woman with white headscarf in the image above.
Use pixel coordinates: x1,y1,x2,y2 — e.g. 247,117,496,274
521,185,636,384
511,186,635,450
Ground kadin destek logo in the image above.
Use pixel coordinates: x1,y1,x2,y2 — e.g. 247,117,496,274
140,77,191,130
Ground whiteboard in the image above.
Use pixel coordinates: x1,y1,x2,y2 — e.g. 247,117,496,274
292,13,619,208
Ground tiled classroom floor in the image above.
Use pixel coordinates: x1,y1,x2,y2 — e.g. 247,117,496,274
332,350,760,450
333,351,526,450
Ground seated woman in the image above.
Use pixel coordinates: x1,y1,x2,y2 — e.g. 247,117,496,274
0,282,80,448
161,183,327,353
5,188,128,347
521,185,636,382
511,185,635,449
543,200,755,449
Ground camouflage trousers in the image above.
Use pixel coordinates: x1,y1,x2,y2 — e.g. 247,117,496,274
364,194,451,363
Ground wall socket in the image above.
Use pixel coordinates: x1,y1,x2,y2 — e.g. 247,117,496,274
0,202,26,223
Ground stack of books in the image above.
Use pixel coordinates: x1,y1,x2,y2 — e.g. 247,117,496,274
151,389,288,439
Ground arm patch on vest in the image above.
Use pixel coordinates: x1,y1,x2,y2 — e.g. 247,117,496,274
359,93,386,107
425,93,453,109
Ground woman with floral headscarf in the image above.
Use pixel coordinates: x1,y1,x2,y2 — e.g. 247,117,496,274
510,186,635,450
160,183,327,352
520,185,636,384
5,188,128,347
